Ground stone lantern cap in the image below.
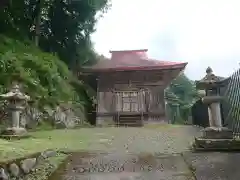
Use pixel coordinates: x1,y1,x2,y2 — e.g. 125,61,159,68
0,84,30,101
196,67,229,90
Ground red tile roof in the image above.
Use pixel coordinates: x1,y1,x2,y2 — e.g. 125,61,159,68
83,49,187,72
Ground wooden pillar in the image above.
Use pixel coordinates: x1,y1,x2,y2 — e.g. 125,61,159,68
138,89,145,123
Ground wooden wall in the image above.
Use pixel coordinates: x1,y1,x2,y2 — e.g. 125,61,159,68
95,69,183,125
96,70,177,118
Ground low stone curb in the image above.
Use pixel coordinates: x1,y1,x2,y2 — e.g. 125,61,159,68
0,149,64,180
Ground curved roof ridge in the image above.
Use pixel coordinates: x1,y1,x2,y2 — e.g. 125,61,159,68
82,49,188,72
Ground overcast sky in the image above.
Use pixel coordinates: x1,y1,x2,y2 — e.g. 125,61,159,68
91,0,240,80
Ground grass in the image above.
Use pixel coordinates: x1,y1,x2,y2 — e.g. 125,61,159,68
0,129,98,161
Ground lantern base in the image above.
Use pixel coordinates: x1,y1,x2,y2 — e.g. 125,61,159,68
193,138,240,151
202,127,233,139
193,127,236,151
0,127,29,140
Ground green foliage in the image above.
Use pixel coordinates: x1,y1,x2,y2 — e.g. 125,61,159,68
0,35,88,112
165,73,198,123
0,0,111,125
0,0,111,71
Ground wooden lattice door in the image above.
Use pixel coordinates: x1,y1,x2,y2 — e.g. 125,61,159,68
122,91,139,112
114,91,140,112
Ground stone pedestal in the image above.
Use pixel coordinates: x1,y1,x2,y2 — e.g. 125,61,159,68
202,127,233,139
194,111,234,151
1,127,28,139
195,127,234,151
194,138,240,151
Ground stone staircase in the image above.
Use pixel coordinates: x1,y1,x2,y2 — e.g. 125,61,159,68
115,114,143,127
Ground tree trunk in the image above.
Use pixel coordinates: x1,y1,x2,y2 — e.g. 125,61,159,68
35,0,41,46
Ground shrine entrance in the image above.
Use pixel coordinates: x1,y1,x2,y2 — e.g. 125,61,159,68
113,90,145,127
117,91,140,112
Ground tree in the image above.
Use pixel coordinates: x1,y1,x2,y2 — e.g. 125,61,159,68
165,73,199,123
0,0,111,70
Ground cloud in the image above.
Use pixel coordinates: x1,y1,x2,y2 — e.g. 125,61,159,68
91,0,240,80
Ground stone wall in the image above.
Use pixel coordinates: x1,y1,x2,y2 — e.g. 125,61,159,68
0,103,88,129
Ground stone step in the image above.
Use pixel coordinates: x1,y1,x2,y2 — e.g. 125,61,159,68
194,137,240,151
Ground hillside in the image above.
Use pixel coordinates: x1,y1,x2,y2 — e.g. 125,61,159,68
0,35,92,124
0,0,110,127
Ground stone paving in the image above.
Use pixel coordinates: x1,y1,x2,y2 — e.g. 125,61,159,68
60,152,194,180
49,126,240,179
56,126,240,180
49,126,202,180
183,152,240,180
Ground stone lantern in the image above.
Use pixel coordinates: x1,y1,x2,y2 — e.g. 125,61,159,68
194,67,234,150
0,83,30,138
196,67,232,138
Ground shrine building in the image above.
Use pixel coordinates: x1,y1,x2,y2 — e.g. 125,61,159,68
82,49,187,126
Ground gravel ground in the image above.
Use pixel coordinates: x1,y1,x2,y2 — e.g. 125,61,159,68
87,126,202,154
